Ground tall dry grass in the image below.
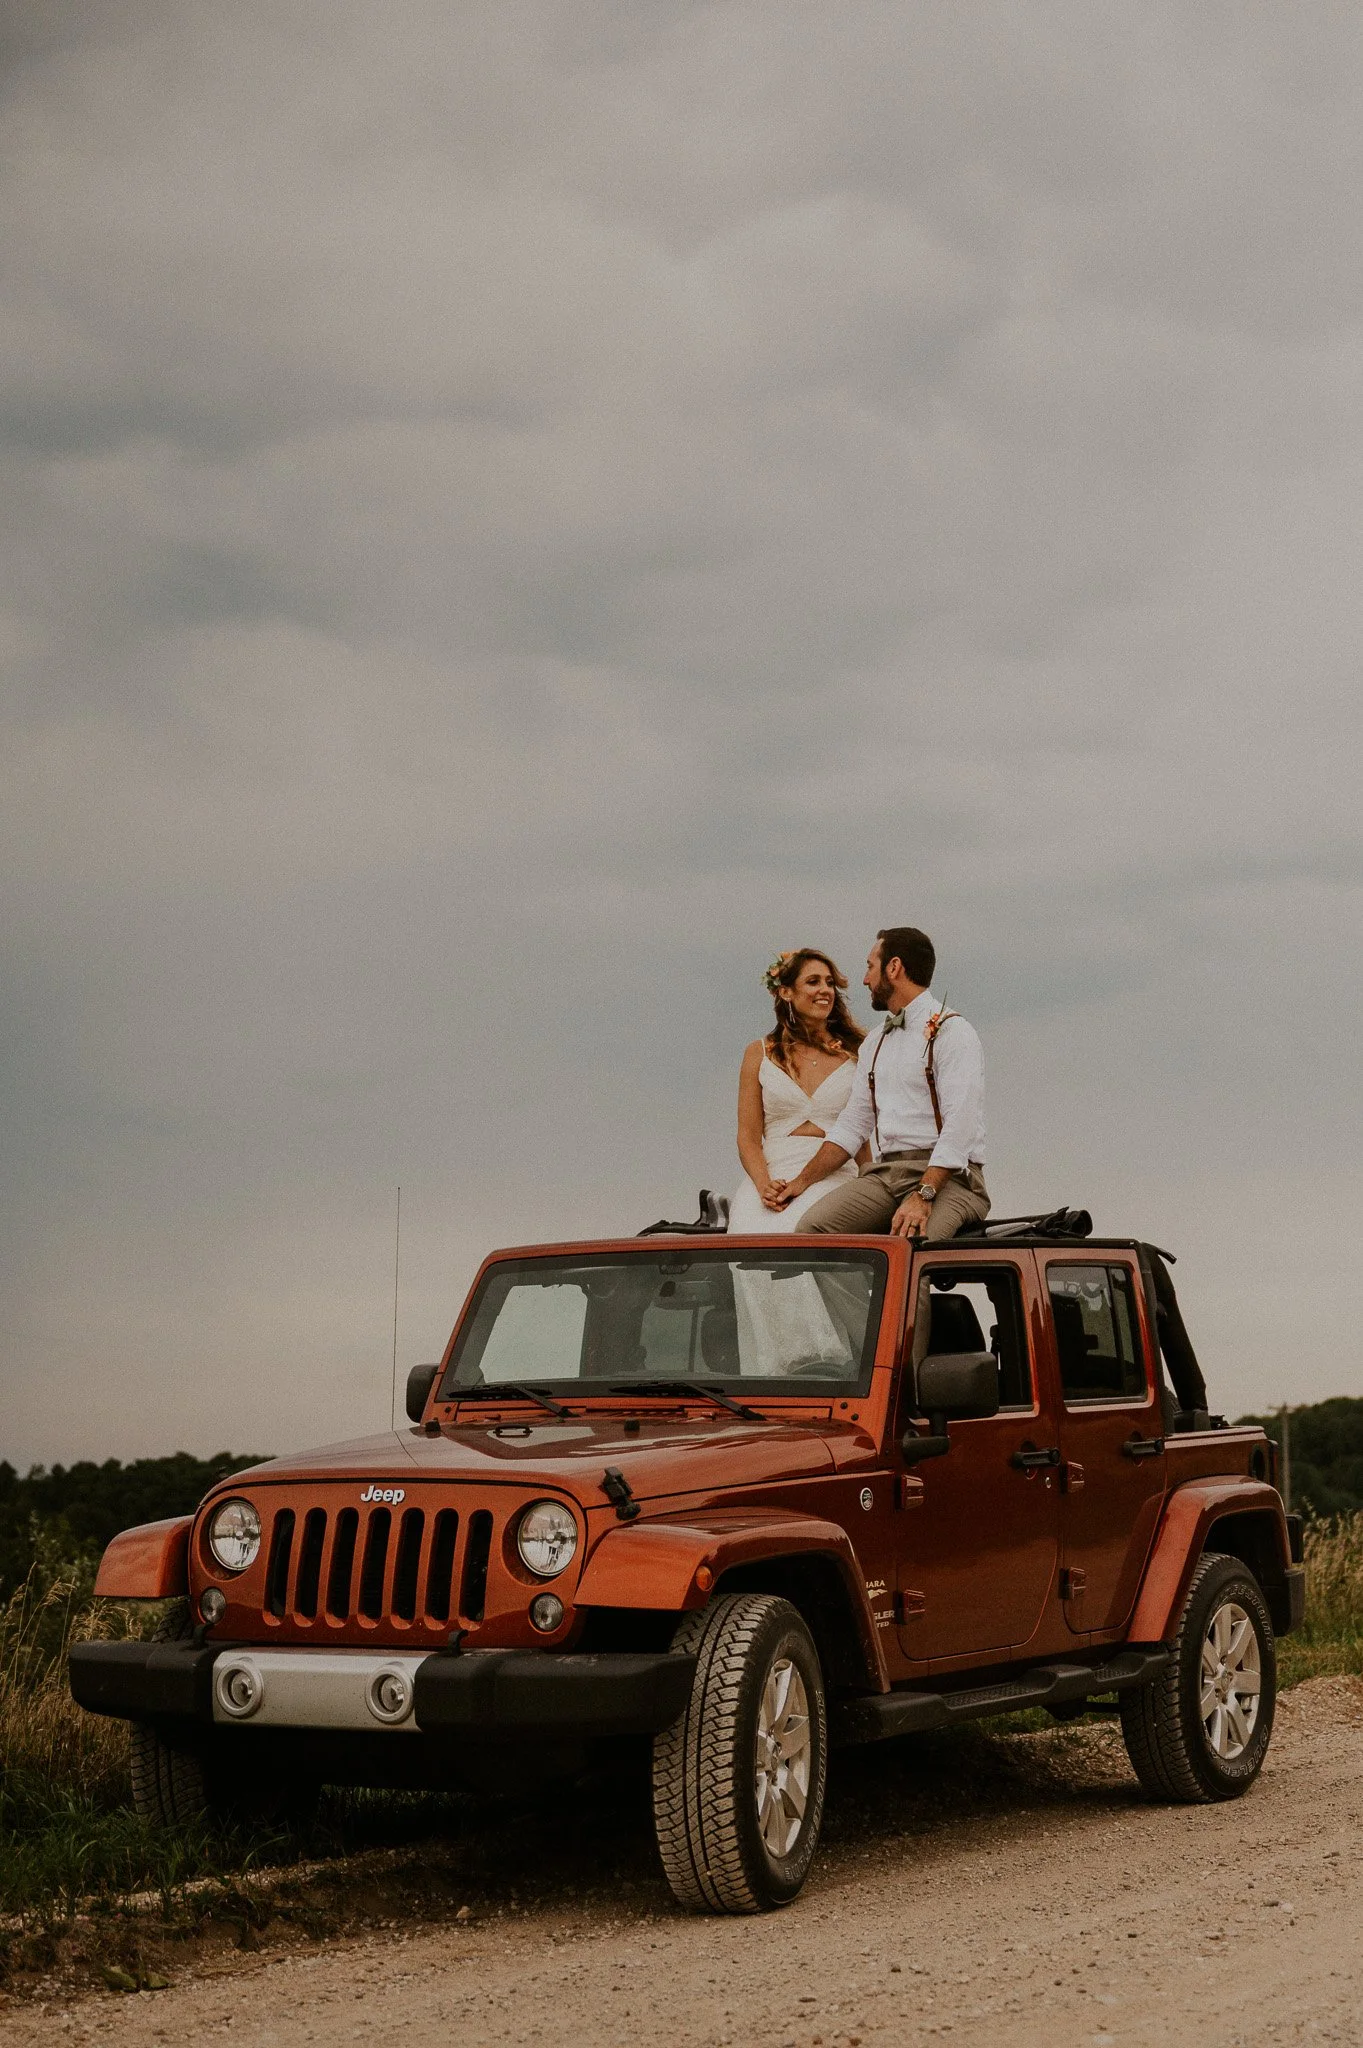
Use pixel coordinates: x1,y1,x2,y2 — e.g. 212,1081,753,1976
0,1567,195,1927
0,1566,151,1810
0,1563,282,1937
1279,1512,1363,1687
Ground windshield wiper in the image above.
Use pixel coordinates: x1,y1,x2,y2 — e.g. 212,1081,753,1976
470,1382,569,1417
608,1380,760,1421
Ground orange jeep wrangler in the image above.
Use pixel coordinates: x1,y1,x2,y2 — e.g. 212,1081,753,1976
71,1205,1303,1913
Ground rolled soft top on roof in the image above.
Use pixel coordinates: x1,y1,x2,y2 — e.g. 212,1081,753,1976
1139,1244,1210,1423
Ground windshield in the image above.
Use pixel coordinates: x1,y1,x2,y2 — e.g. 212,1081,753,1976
439,1248,889,1398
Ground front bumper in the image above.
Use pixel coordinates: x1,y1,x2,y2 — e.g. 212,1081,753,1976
69,1640,696,1739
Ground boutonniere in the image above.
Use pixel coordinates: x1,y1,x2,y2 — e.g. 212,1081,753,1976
922,998,957,1057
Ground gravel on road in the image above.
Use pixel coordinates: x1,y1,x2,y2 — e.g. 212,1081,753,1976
8,1676,1362,2048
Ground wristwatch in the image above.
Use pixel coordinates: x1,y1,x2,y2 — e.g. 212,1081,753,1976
916,1181,937,1202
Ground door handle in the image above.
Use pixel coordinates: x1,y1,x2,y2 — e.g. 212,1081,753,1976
1010,1441,1061,1471
1121,1434,1165,1460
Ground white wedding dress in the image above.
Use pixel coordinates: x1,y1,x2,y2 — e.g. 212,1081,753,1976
726,1053,862,1375
727,1055,859,1234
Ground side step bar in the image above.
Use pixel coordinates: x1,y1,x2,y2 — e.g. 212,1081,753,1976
833,1648,1171,1747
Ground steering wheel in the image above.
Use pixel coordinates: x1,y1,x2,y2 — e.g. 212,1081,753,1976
782,1356,856,1379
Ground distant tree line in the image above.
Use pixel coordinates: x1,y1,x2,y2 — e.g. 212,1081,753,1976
4,1399,1362,1599
1238,1398,1363,1518
0,1452,267,1599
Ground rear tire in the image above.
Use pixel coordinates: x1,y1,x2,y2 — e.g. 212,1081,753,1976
652,1594,827,1914
1120,1551,1276,1802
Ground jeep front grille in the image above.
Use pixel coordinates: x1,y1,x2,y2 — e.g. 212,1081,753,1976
257,1499,496,1635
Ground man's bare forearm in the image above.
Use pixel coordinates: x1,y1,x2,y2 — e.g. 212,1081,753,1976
778,1141,851,1203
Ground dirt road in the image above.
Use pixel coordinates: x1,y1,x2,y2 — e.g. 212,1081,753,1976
11,1677,1363,2048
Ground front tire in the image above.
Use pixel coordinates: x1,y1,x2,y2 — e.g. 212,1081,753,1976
129,1601,211,1826
652,1594,827,1913
128,1602,316,1830
130,1720,213,1826
1120,1551,1276,1802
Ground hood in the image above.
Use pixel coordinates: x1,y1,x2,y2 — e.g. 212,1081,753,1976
214,1411,860,1506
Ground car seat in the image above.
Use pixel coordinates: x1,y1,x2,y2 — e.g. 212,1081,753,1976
1051,1295,1125,1394
699,1307,741,1377
925,1294,986,1355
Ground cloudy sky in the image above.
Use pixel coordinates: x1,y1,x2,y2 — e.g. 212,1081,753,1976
3,1,1360,1469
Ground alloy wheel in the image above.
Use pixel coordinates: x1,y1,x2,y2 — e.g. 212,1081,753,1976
754,1656,811,1855
1200,1600,1262,1760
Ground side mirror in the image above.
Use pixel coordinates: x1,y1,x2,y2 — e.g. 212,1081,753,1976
900,1351,999,1466
406,1363,441,1424
918,1351,1000,1422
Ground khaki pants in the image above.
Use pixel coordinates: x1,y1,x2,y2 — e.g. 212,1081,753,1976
801,1152,990,1241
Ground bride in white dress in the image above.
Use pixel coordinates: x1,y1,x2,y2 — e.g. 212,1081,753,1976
728,948,866,1233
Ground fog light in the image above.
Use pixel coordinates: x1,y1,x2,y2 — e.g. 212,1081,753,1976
367,1668,414,1725
214,1659,263,1720
530,1593,564,1633
199,1587,227,1625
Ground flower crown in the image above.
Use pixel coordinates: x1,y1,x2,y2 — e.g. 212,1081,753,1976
762,949,796,996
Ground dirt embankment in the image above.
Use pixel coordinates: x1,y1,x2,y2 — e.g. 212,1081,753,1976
8,1678,1363,2047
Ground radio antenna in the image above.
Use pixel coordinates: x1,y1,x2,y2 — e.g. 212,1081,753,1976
390,1185,401,1431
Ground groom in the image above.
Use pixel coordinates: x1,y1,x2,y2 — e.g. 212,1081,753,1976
774,926,990,1241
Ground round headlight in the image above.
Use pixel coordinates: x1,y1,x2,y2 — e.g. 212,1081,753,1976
517,1500,578,1579
208,1497,262,1575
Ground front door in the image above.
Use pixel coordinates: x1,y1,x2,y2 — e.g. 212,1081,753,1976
1042,1254,1168,1636
895,1255,1062,1665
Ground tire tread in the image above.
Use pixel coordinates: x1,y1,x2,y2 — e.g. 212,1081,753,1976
652,1594,825,1914
1120,1550,1275,1804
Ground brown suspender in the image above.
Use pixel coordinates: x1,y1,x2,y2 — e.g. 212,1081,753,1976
867,1009,959,1154
924,1009,958,1134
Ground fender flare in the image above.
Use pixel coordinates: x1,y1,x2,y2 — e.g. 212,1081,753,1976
93,1516,192,1599
576,1508,888,1690
1126,1479,1292,1644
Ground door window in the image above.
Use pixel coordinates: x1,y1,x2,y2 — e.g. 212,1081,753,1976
1048,1264,1146,1403
916,1267,1032,1410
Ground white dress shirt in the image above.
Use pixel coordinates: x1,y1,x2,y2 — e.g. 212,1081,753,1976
823,987,986,1173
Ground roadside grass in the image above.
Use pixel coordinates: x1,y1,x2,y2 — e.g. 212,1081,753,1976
3,1514,1363,1999
1277,1513,1363,1687
0,1566,284,1955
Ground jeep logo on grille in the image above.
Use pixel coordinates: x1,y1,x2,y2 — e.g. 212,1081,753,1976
359,1485,406,1504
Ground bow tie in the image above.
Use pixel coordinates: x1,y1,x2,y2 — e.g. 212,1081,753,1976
882,1008,909,1032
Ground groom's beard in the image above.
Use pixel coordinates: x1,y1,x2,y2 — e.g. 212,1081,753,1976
868,976,893,1010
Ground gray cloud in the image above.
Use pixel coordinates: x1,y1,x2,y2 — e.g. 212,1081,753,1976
3,1,1361,1463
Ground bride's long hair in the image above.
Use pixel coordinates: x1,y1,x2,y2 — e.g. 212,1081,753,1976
764,948,865,1075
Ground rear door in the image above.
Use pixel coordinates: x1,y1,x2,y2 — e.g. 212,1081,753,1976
894,1252,1062,1664
1041,1253,1167,1637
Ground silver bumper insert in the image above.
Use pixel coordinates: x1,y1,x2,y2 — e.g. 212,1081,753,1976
210,1648,429,1731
